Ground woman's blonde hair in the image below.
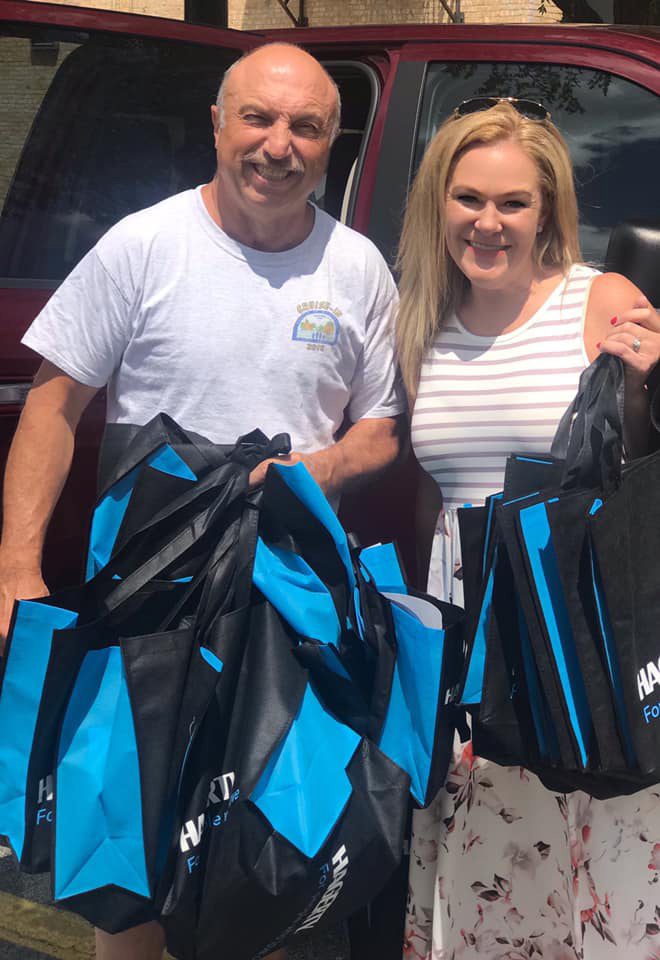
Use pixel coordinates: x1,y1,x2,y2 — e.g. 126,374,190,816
395,102,581,401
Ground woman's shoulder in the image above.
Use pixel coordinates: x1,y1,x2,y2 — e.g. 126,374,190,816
589,270,643,306
583,270,646,357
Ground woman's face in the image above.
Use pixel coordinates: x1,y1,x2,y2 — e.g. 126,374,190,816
444,138,546,291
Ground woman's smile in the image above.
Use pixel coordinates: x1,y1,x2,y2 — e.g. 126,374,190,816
466,238,511,252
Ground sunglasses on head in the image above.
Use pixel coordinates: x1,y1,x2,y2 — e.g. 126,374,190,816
452,97,551,122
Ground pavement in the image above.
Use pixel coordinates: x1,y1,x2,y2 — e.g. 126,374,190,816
0,841,349,960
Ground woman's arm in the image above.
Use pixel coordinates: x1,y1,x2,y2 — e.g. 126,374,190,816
584,272,660,458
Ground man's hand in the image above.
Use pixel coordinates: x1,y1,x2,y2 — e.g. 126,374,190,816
248,452,326,490
0,562,49,656
248,416,404,498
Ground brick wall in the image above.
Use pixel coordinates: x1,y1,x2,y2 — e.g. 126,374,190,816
23,0,561,26
228,0,561,29
28,0,184,18
0,36,81,207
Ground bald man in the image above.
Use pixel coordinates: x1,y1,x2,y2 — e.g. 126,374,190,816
1,43,405,960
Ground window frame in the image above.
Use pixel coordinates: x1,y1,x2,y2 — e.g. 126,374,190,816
366,40,660,265
0,12,259,288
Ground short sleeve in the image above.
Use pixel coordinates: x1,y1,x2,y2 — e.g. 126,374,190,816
21,244,134,388
347,264,406,423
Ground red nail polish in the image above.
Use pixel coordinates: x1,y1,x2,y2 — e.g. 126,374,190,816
610,316,618,325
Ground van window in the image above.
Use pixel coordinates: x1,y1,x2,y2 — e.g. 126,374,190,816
313,62,379,227
415,62,660,265
0,26,239,285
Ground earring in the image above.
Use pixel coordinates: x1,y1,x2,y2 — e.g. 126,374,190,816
537,225,543,234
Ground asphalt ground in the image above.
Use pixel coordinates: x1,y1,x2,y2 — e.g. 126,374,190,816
0,841,349,960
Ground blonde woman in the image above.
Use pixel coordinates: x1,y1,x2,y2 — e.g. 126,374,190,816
397,100,660,959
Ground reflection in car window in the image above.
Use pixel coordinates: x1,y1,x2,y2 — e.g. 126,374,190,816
0,27,240,284
415,63,660,266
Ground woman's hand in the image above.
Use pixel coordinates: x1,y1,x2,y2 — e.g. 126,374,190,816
599,293,660,388
586,273,660,458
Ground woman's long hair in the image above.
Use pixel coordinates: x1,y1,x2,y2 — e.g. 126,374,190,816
395,102,582,402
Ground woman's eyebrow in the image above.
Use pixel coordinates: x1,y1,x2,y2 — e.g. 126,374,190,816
449,185,535,200
500,189,535,200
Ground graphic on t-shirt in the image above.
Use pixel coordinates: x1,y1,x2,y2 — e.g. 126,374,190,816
292,303,341,347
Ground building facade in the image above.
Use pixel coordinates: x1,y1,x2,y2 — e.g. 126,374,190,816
27,0,563,27
229,0,560,29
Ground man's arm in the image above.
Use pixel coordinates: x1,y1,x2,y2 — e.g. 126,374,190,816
0,361,98,647
249,415,406,497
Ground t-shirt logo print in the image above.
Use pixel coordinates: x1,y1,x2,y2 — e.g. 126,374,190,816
292,301,342,350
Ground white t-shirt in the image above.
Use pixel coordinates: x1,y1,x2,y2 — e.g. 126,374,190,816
23,188,404,451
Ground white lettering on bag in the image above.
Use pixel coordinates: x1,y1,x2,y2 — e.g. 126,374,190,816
208,771,235,804
179,814,205,853
637,659,660,702
37,774,53,804
178,770,238,854
295,845,350,933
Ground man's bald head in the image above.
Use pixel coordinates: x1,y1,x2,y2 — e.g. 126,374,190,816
216,43,341,142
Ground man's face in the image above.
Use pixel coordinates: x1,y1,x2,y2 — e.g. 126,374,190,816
211,50,337,224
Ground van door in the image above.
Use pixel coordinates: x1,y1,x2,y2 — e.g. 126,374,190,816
0,5,261,585
335,32,660,579
369,35,660,267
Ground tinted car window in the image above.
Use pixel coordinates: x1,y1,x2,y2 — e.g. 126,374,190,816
415,62,660,265
0,26,239,284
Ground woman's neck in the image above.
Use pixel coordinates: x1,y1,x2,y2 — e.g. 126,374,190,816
458,268,566,337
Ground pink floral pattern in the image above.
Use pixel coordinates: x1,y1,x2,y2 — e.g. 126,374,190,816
407,741,660,959
405,517,660,960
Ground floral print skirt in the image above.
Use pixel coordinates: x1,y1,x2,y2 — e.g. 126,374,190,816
405,511,660,960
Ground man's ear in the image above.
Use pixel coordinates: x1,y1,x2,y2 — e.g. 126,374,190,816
211,104,224,150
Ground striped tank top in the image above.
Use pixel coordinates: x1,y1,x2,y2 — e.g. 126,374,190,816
411,264,598,509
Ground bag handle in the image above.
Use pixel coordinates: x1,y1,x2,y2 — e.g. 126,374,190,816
185,494,260,639
148,496,257,637
351,549,398,742
97,431,289,619
550,353,625,494
104,431,290,566
100,476,246,617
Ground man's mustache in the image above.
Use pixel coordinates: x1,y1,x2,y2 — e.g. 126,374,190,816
242,151,304,175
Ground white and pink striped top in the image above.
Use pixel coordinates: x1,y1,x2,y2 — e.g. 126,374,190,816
411,264,598,509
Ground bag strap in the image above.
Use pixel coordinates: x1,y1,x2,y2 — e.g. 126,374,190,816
352,551,398,742
102,498,234,616
194,494,261,638
103,431,290,561
146,494,260,638
550,353,625,493
98,432,289,622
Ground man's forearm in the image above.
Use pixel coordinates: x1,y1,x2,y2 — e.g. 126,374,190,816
1,400,77,568
305,415,405,497
0,363,97,570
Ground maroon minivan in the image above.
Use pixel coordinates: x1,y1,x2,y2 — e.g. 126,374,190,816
0,0,659,583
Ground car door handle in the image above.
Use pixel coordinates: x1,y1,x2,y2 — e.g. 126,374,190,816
0,382,32,405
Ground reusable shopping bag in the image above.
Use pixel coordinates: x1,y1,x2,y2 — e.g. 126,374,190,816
0,416,286,896
456,354,660,797
49,425,284,932
164,461,462,960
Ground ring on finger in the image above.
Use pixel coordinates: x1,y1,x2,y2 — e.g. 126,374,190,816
632,335,642,353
